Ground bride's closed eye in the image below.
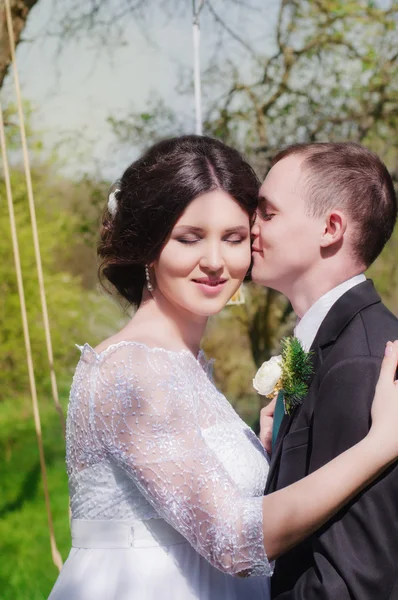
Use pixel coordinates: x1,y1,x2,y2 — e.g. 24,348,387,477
224,235,247,245
177,236,200,245
176,235,247,245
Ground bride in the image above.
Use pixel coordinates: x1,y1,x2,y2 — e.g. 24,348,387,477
49,135,398,600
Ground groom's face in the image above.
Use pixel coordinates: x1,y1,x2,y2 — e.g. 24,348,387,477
251,154,324,292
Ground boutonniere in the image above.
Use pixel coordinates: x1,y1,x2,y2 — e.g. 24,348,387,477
253,337,314,415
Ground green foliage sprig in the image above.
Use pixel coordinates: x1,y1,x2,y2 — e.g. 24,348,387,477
281,337,314,415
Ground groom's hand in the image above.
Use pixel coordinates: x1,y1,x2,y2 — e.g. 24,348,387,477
260,396,277,455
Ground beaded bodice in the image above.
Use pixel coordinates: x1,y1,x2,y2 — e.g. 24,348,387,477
66,341,271,576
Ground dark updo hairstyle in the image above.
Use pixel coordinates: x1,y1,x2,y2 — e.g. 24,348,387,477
98,135,260,307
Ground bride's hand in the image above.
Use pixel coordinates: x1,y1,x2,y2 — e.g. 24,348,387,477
369,340,398,461
259,395,277,455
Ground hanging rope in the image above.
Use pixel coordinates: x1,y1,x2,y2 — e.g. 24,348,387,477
3,0,65,434
192,0,206,135
0,105,63,572
0,0,64,572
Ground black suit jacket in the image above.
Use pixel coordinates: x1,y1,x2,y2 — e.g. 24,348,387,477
267,280,398,600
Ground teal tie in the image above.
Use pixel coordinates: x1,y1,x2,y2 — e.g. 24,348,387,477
272,390,285,449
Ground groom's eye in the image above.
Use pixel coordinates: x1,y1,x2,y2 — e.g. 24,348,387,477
257,208,275,221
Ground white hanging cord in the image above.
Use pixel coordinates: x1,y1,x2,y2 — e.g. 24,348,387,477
2,0,64,572
192,0,206,135
0,104,63,573
4,0,65,435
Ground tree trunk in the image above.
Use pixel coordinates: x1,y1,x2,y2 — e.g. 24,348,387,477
0,0,38,88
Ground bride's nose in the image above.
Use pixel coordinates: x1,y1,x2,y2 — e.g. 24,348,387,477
199,241,224,272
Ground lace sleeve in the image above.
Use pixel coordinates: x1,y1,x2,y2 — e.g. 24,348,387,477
93,344,271,577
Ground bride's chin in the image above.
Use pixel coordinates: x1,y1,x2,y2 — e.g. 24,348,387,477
189,300,229,318
180,286,240,316
192,306,225,317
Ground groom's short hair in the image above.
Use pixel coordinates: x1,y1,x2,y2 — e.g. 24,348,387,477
272,142,397,267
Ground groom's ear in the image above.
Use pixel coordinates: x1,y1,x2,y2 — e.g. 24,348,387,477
320,210,347,248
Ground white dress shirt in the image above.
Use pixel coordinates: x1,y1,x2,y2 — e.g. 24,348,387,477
294,274,367,351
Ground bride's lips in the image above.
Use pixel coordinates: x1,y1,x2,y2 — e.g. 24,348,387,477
192,277,228,296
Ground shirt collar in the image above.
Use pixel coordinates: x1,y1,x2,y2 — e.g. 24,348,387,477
294,274,366,351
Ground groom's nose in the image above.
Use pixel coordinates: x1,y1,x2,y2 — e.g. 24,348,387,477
251,215,260,238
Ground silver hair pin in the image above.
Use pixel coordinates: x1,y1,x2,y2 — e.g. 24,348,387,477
145,265,154,293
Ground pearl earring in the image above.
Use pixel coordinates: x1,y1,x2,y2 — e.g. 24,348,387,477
145,265,154,293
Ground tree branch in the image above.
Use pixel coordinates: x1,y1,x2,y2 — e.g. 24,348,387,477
206,1,263,65
0,0,39,87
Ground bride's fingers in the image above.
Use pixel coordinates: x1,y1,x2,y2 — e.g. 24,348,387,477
370,341,398,460
379,341,398,386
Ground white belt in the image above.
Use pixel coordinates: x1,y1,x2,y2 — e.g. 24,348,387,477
71,518,187,549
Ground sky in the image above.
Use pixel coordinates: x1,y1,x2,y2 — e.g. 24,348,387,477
3,0,278,180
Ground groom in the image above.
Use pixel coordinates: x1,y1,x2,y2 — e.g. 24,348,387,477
252,142,398,599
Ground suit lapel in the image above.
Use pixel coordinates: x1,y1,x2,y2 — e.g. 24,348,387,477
303,280,381,418
310,280,381,349
265,280,381,493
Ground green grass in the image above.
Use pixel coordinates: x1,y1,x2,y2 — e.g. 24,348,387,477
0,384,72,600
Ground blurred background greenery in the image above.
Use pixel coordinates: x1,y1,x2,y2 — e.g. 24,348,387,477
0,0,397,598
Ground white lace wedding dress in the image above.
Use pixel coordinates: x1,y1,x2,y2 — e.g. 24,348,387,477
48,342,272,599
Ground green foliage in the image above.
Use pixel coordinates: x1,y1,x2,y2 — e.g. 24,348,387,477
0,392,70,600
281,337,314,414
0,165,93,398
368,226,398,314
0,104,117,399
108,97,184,151
1,101,42,153
109,1,398,186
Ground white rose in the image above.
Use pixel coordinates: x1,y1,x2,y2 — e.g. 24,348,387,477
253,355,283,396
